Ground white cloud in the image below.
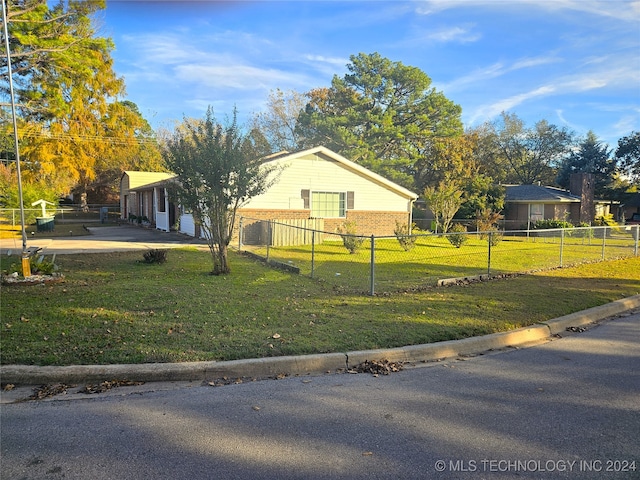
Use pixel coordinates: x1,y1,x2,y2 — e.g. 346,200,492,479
425,26,481,43
442,55,561,92
174,63,311,91
468,85,557,124
466,59,640,126
303,55,348,68
415,0,640,22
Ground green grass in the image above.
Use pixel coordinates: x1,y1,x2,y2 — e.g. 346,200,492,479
256,230,639,293
1,248,639,366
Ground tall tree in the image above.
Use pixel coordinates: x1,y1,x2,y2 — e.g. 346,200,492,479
490,112,574,185
251,89,306,152
296,53,463,188
557,131,617,198
1,0,158,200
615,131,640,186
164,108,279,275
414,132,479,192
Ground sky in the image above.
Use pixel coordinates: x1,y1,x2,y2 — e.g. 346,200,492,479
100,0,640,147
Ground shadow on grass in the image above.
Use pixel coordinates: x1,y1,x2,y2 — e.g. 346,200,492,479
1,249,638,365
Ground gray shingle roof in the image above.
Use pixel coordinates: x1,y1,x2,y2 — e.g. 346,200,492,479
505,184,580,203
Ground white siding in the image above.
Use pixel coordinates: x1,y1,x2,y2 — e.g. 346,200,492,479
179,214,196,237
244,152,411,212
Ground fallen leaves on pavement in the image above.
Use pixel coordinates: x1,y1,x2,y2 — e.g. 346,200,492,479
348,359,404,375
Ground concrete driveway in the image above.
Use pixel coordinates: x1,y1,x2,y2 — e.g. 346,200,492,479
0,224,207,255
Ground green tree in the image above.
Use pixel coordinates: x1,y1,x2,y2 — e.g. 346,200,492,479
297,53,463,188
0,164,57,224
164,108,280,275
416,131,504,221
557,131,617,198
414,133,478,192
615,131,640,186
490,112,574,185
1,0,112,121
424,181,463,233
457,176,505,220
1,0,158,200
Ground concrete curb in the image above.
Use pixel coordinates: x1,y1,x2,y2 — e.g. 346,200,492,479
2,295,639,385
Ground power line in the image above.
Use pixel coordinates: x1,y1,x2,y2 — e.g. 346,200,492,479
4,128,163,146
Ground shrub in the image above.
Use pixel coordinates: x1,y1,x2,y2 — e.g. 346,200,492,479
394,221,416,251
143,249,168,264
593,214,617,227
486,230,503,246
533,219,574,230
337,221,365,254
446,223,468,248
9,255,58,276
575,222,594,240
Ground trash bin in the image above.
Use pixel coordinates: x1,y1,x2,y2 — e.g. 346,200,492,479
100,207,109,224
36,216,55,232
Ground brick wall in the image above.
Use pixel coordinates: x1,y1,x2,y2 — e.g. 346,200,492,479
238,208,410,237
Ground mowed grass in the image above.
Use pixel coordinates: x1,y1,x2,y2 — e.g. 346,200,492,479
258,230,639,293
1,248,639,366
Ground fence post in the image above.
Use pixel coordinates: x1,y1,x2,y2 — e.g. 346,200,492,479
601,226,606,260
311,230,315,279
238,217,243,251
635,225,639,257
266,220,271,262
560,228,565,267
370,235,375,296
487,232,492,275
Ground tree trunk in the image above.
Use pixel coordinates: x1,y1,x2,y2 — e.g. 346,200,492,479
212,242,230,275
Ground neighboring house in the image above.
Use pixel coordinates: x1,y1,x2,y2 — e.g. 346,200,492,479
119,171,177,232
621,193,640,223
504,173,617,229
119,146,419,239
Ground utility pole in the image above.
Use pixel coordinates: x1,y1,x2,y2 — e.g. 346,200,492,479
1,0,30,276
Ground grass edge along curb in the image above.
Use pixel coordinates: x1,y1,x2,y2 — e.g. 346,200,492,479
2,294,639,385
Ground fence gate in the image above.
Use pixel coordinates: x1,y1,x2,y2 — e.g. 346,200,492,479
270,219,324,246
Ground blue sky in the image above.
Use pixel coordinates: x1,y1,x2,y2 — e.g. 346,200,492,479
101,0,640,147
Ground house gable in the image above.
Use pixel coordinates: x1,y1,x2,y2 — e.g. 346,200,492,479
243,146,418,213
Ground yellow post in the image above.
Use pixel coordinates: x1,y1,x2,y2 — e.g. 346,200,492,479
21,254,31,277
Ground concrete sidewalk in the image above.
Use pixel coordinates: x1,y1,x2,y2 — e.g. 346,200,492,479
2,295,639,386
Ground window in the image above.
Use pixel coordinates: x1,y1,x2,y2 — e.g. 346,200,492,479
157,188,166,213
311,192,346,218
530,204,544,222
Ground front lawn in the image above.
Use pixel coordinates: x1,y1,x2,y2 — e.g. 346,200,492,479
1,249,639,366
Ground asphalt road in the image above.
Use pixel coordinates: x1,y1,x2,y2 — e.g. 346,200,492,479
1,312,638,480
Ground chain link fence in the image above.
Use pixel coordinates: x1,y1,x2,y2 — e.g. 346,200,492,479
239,217,640,295
0,205,120,227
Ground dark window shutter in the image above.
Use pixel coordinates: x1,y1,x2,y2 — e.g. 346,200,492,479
301,189,310,209
347,191,354,210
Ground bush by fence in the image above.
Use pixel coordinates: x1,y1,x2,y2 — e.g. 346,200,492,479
239,217,640,295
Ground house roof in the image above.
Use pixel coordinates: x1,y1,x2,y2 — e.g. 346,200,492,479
505,185,581,203
122,171,177,191
262,146,419,201
505,184,581,203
